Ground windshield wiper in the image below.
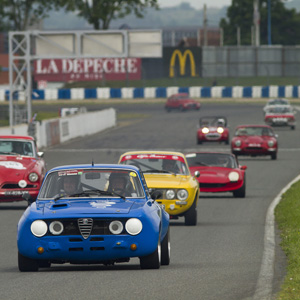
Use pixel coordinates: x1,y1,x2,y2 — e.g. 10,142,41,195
194,162,208,166
54,189,126,201
143,169,176,175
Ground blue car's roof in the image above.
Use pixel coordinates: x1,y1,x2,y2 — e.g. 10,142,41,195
48,164,139,173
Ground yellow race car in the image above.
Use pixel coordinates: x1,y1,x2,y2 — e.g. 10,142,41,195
119,151,200,226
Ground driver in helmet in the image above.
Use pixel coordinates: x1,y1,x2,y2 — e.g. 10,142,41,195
217,156,230,168
162,159,179,173
62,175,81,196
217,118,225,127
108,172,132,197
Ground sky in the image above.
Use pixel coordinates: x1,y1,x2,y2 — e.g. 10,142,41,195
158,0,232,9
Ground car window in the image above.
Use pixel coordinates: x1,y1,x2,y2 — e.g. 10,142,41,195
186,153,237,169
0,140,34,157
235,127,273,136
38,169,145,200
120,155,189,175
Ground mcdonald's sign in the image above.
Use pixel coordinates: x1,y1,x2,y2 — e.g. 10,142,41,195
169,49,198,78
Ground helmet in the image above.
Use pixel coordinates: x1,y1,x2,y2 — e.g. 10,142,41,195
109,172,129,182
217,156,229,167
217,119,225,126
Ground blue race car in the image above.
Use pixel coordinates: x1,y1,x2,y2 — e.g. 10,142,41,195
17,164,170,271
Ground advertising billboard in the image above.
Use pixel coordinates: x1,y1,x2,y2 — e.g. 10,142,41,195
34,57,141,82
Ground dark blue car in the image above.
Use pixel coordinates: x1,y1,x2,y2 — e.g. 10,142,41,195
17,164,170,271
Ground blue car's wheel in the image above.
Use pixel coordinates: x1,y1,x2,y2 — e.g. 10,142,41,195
139,242,161,269
161,228,170,265
18,252,39,272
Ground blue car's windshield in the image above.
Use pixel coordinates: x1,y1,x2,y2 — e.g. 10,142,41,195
38,168,145,200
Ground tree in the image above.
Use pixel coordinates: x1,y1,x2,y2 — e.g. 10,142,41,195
62,0,159,30
220,0,300,45
0,0,61,31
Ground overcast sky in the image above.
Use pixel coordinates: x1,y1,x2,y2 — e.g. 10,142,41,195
159,0,232,9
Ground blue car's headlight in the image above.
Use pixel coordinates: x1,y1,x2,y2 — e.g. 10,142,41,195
125,218,142,235
31,220,48,237
109,220,124,235
49,221,64,235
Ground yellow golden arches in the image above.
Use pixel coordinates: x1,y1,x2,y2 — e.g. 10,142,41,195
169,49,196,78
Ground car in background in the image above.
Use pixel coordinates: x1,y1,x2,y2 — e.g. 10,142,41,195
263,98,290,114
119,151,200,226
186,152,247,198
17,164,170,271
231,125,278,160
197,116,229,144
264,105,296,130
165,93,201,112
0,135,46,203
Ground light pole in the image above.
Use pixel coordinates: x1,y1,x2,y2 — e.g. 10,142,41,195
268,0,272,45
253,0,260,46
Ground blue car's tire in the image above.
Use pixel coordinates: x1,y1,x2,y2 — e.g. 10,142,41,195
139,242,161,269
161,228,170,265
18,252,39,272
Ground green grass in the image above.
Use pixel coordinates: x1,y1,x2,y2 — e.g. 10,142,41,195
63,76,300,89
275,180,300,299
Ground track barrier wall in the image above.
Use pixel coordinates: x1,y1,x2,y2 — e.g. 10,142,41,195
0,108,116,149
1,86,299,102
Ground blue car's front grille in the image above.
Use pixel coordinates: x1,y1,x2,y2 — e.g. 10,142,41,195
46,219,128,237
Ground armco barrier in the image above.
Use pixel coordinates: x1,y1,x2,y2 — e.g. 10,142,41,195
1,86,300,101
0,108,116,149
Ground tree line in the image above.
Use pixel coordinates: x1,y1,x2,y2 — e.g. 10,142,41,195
220,0,300,45
1,0,299,45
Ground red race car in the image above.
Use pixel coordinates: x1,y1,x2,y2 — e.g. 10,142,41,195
197,116,229,144
231,125,278,160
186,152,247,198
0,135,46,203
165,93,201,112
264,105,296,130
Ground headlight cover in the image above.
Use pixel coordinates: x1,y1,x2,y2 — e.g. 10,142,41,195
31,220,48,237
125,218,142,235
109,220,124,235
217,127,224,134
177,189,188,200
228,172,239,182
202,127,209,134
49,221,64,235
29,172,39,182
268,140,274,147
166,189,176,200
235,140,241,147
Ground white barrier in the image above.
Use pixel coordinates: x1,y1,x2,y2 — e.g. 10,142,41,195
232,86,243,98
167,87,179,97
189,86,201,98
97,88,110,99
0,108,116,149
71,88,85,100
144,87,156,98
121,87,134,99
269,85,278,98
252,86,262,98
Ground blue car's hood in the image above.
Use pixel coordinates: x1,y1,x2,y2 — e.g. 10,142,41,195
40,199,136,216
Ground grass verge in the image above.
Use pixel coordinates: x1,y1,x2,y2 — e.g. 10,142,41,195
275,180,300,299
